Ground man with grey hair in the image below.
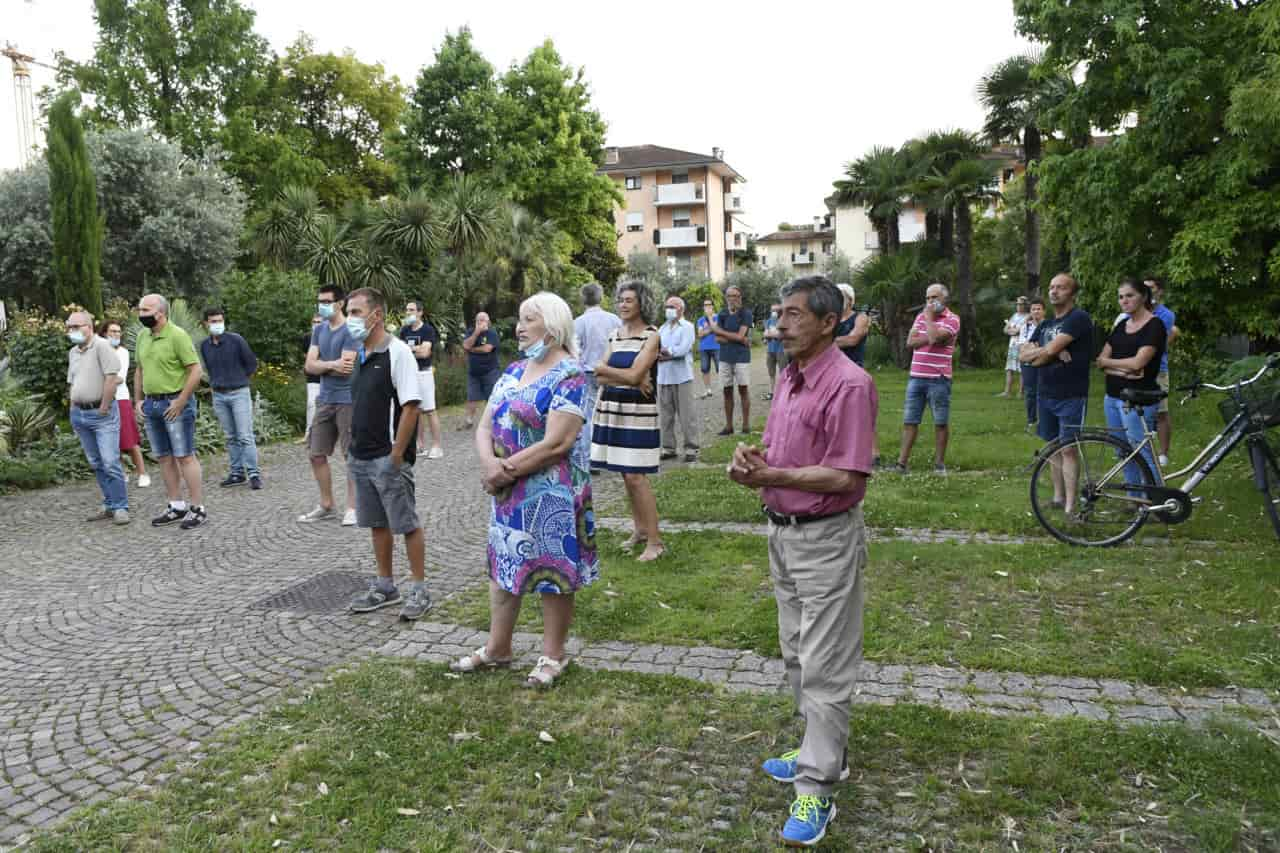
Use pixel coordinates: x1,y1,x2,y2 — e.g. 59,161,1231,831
573,282,621,423
657,294,699,462
894,282,960,474
66,309,129,524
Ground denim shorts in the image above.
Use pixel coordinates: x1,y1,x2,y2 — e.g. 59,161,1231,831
467,368,502,403
700,350,719,374
349,455,421,535
902,376,952,426
1037,396,1087,442
143,396,197,458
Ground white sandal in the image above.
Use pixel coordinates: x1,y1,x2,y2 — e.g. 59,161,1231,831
449,646,512,673
523,655,568,689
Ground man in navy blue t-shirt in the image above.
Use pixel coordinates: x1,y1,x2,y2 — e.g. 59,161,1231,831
462,311,501,429
710,285,753,435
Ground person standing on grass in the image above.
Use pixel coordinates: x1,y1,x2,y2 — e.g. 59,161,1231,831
66,310,129,525
1144,278,1178,467
727,275,876,848
696,299,720,399
135,294,206,529
1098,279,1167,486
590,280,664,562
200,307,263,491
398,300,444,459
657,295,699,463
999,296,1030,397
455,291,598,689
573,282,622,423
1020,272,1093,515
301,285,359,526
710,285,753,435
835,283,878,466
462,312,502,430
763,301,787,400
342,288,433,621
894,283,959,475
1018,299,1045,434
102,320,150,488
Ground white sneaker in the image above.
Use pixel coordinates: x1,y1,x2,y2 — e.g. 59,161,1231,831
427,447,444,460
342,508,357,526
1158,454,1169,467
137,474,152,488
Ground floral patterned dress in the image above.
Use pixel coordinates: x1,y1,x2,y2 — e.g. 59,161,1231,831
487,357,599,595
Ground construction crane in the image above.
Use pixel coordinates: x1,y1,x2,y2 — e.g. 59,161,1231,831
2,42,57,167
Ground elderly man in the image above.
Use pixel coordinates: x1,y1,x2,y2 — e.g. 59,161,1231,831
728,275,876,847
709,285,753,435
573,282,621,422
462,311,501,430
135,294,206,529
894,283,960,474
66,310,129,524
657,295,699,463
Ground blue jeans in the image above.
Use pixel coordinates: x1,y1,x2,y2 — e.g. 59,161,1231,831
143,396,197,458
903,376,952,426
1021,364,1039,425
212,387,260,477
1103,394,1162,486
70,405,128,511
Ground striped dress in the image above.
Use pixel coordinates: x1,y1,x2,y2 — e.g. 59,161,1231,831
590,325,660,474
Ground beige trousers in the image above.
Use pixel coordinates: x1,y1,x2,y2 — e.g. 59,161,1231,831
767,504,867,797
658,380,699,454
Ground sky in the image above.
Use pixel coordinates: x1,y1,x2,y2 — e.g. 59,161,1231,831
1,0,1034,235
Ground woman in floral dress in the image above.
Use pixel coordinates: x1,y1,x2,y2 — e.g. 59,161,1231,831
452,292,597,688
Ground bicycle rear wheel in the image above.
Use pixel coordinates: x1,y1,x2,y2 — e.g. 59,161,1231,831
1031,432,1156,547
1249,437,1280,541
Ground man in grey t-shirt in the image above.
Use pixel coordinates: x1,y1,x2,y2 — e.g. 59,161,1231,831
300,284,359,525
66,310,129,524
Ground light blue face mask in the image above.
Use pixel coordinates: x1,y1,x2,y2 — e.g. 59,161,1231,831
523,338,551,362
318,302,335,319
67,331,86,345
208,322,225,336
346,316,369,342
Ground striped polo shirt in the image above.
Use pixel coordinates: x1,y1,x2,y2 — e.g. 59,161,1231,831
908,309,961,379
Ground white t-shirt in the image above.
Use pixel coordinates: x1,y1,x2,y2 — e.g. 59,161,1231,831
113,344,131,401
1006,311,1029,342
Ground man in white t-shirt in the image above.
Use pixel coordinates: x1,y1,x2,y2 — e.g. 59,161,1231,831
999,296,1029,397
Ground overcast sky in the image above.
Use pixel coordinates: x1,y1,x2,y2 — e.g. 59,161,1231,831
2,0,1034,233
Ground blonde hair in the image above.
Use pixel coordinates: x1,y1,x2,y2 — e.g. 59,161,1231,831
521,291,577,357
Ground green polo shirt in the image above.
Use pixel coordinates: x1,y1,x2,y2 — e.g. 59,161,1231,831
136,322,200,395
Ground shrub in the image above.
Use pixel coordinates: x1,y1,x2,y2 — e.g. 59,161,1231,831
680,281,724,314
0,395,57,455
217,267,320,368
4,311,72,408
434,361,467,408
251,363,308,434
863,334,894,368
0,455,60,491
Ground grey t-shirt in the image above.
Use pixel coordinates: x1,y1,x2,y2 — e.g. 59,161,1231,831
311,320,356,405
67,336,121,405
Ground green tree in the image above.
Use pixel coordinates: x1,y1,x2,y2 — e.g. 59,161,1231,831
217,267,319,366
833,146,912,253
852,246,933,368
915,130,986,257
490,204,565,311
0,167,55,310
46,92,104,317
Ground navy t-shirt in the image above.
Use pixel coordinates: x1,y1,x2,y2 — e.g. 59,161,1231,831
399,321,439,371
1033,307,1093,400
466,328,500,375
716,308,753,364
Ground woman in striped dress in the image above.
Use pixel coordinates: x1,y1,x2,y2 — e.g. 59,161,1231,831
590,280,665,561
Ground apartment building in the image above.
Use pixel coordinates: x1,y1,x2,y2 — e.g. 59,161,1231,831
598,145,748,282
755,213,838,274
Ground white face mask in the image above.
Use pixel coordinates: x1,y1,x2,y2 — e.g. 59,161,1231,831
665,307,678,322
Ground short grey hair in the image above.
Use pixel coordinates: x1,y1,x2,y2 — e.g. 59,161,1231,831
521,291,578,357
140,293,169,316
835,283,855,306
926,282,949,300
581,282,603,307
779,275,842,324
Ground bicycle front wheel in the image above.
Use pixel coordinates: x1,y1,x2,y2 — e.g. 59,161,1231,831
1031,432,1157,547
1250,438,1280,541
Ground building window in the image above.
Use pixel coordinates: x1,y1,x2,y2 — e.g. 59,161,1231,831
671,172,689,185
625,175,642,190
798,242,809,255
672,209,692,228
823,241,834,256
625,211,644,232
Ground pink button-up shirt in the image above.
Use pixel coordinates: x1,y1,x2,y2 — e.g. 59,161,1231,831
762,342,878,516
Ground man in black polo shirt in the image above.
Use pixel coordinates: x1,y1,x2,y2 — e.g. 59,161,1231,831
343,288,433,621
201,307,263,489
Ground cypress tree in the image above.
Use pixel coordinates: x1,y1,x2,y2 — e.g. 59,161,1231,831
46,91,104,317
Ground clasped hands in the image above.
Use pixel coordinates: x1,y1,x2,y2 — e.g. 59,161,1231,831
727,442,771,489
482,456,518,495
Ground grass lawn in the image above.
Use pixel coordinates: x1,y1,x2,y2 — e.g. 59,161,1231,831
438,531,1280,690
30,663,1279,852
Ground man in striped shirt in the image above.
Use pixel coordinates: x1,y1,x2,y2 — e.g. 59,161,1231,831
894,283,960,474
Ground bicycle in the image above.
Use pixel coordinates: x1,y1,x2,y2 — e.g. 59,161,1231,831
1029,353,1280,546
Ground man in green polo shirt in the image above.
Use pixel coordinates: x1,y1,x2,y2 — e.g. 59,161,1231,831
134,293,207,529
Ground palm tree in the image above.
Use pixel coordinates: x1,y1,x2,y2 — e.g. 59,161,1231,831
371,190,441,261
491,204,564,311
852,246,930,368
978,52,1072,297
917,130,987,257
438,173,500,258
833,145,912,253
301,214,356,288
350,232,404,299
252,185,322,269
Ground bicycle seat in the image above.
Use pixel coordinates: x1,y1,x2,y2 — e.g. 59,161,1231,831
1119,387,1168,407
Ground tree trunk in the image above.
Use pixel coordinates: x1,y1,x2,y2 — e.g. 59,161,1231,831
955,201,977,364
925,210,939,251
875,218,889,254
1023,124,1042,297
940,205,954,259
888,215,901,255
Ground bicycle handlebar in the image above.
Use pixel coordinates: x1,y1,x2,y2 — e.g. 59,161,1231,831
1179,353,1278,402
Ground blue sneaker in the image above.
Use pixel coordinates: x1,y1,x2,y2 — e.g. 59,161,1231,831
762,749,850,784
781,795,836,847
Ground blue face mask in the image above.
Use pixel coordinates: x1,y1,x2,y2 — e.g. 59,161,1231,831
318,302,335,319
523,338,550,362
67,331,86,345
346,316,369,342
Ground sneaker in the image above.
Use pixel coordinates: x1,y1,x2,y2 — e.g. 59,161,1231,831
86,508,113,522
219,473,247,488
427,447,444,460
892,463,908,474
112,509,131,525
298,505,336,523
342,508,357,527
934,464,947,475
137,474,152,488
717,426,734,436
762,749,851,784
781,795,837,847
179,507,207,530
660,451,678,461
872,455,882,469
1158,454,1169,467
684,453,699,463
349,581,401,613
399,584,433,621
152,506,186,526
762,392,774,401
249,475,263,490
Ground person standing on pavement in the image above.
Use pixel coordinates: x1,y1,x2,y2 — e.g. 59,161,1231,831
302,313,322,436
696,299,720,399
727,275,877,847
462,311,501,430
200,307,262,490
101,320,150,488
709,285,753,435
573,282,622,423
134,294,206,529
343,288,432,621
398,300,444,459
66,310,129,525
763,302,787,400
301,286,359,526
657,295,699,463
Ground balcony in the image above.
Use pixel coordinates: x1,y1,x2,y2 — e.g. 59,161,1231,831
724,192,745,213
726,231,748,252
791,251,815,265
654,226,706,248
654,182,705,206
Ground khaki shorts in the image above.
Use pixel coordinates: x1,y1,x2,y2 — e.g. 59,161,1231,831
308,402,353,458
417,369,437,412
1156,372,1169,414
719,361,750,388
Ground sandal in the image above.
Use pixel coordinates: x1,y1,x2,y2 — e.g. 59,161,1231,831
636,543,666,563
449,646,513,674
623,534,647,549
523,655,568,689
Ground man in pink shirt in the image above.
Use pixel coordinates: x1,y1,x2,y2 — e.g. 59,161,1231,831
727,275,877,847
894,282,961,474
